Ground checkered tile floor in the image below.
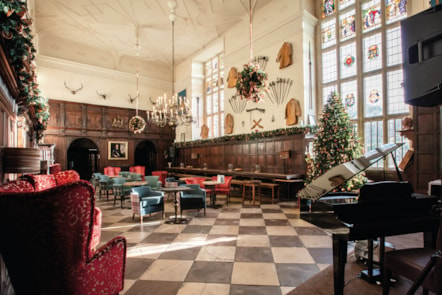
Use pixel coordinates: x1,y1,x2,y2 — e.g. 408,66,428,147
97,193,334,295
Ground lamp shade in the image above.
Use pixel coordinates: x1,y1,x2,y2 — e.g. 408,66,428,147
1,147,41,174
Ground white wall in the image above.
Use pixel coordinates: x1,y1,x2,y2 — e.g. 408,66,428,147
176,0,318,140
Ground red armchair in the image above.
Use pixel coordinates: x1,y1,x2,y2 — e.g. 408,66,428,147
0,171,102,251
130,165,145,180
0,181,126,295
104,166,121,177
211,176,233,205
152,170,168,185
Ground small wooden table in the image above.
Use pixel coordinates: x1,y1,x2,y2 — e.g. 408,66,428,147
202,180,222,208
124,181,148,187
159,186,192,224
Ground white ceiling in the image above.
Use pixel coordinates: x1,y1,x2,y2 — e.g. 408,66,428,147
34,0,273,74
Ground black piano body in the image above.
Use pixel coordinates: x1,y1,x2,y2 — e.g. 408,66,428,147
297,144,440,295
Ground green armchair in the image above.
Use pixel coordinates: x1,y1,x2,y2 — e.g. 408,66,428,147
145,175,162,190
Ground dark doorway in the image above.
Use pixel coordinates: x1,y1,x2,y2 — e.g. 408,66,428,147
134,141,157,175
67,138,99,180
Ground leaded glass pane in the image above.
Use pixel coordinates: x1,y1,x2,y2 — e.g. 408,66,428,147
385,0,407,24
213,114,219,137
387,69,408,114
387,118,409,168
220,92,224,112
364,120,384,167
339,0,355,9
206,79,211,94
322,49,337,83
341,80,358,119
363,33,382,72
213,93,219,113
322,85,338,105
206,95,212,115
340,10,356,41
322,0,336,18
386,26,403,66
322,19,337,48
340,42,357,79
362,0,381,33
364,74,383,118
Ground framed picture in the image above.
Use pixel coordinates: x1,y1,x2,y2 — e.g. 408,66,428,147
308,115,316,126
108,141,128,160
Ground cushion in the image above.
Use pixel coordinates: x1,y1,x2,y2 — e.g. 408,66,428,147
54,170,80,185
0,180,34,193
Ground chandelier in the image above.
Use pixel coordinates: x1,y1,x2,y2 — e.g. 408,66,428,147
147,0,192,127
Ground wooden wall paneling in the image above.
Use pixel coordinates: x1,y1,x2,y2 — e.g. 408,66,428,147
86,105,103,130
65,103,82,129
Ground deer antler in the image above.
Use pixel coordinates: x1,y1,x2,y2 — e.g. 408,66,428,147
64,82,83,95
128,93,139,104
149,97,157,105
96,91,107,100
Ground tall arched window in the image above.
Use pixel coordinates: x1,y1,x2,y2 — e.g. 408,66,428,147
204,53,225,138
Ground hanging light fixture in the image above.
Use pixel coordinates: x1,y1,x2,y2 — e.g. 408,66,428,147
148,0,193,128
235,0,268,103
128,33,146,134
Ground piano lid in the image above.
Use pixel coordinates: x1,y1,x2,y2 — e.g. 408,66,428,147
297,143,404,201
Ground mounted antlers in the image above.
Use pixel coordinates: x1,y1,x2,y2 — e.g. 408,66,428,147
96,91,107,100
128,93,139,104
64,81,83,95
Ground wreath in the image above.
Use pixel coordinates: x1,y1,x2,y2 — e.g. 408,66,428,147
235,62,268,102
128,116,146,134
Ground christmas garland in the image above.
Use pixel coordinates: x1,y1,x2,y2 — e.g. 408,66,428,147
174,126,315,147
129,116,146,134
0,1,49,139
235,62,268,102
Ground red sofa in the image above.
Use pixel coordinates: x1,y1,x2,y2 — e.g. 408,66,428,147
0,181,126,294
0,170,102,251
104,166,121,177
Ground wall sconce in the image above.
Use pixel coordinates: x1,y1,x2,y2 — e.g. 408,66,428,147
280,150,291,174
191,153,199,168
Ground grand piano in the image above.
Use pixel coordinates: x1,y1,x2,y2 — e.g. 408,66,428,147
297,143,440,295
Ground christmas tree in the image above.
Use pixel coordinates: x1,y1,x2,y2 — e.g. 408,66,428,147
306,91,366,192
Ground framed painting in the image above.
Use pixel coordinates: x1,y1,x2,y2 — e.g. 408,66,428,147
108,141,128,160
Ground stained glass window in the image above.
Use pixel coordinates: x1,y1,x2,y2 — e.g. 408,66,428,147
364,74,383,118
322,0,336,18
340,10,356,41
385,0,407,24
340,42,356,79
319,0,410,166
322,19,337,48
363,33,382,72
362,0,381,33
341,80,358,119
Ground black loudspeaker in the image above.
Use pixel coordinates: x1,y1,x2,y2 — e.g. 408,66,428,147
401,4,442,107
169,146,176,158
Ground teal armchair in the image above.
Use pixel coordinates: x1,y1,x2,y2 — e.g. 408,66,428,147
145,175,162,190
130,186,164,224
179,184,206,217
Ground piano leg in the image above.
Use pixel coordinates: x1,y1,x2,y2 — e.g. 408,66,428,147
332,233,348,295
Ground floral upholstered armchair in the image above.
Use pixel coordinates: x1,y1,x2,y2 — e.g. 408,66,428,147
0,181,126,295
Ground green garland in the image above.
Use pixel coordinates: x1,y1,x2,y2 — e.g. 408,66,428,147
0,1,49,139
174,126,316,147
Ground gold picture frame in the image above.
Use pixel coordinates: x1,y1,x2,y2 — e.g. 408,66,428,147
108,141,128,160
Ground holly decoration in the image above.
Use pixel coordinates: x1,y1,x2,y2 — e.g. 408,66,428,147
1,1,49,140
306,91,366,192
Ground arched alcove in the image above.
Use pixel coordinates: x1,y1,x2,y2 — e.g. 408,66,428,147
67,138,99,180
134,140,157,175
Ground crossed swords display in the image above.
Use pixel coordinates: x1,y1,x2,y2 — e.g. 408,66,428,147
246,107,265,130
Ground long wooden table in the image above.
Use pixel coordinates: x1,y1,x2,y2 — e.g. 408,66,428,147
167,167,303,181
